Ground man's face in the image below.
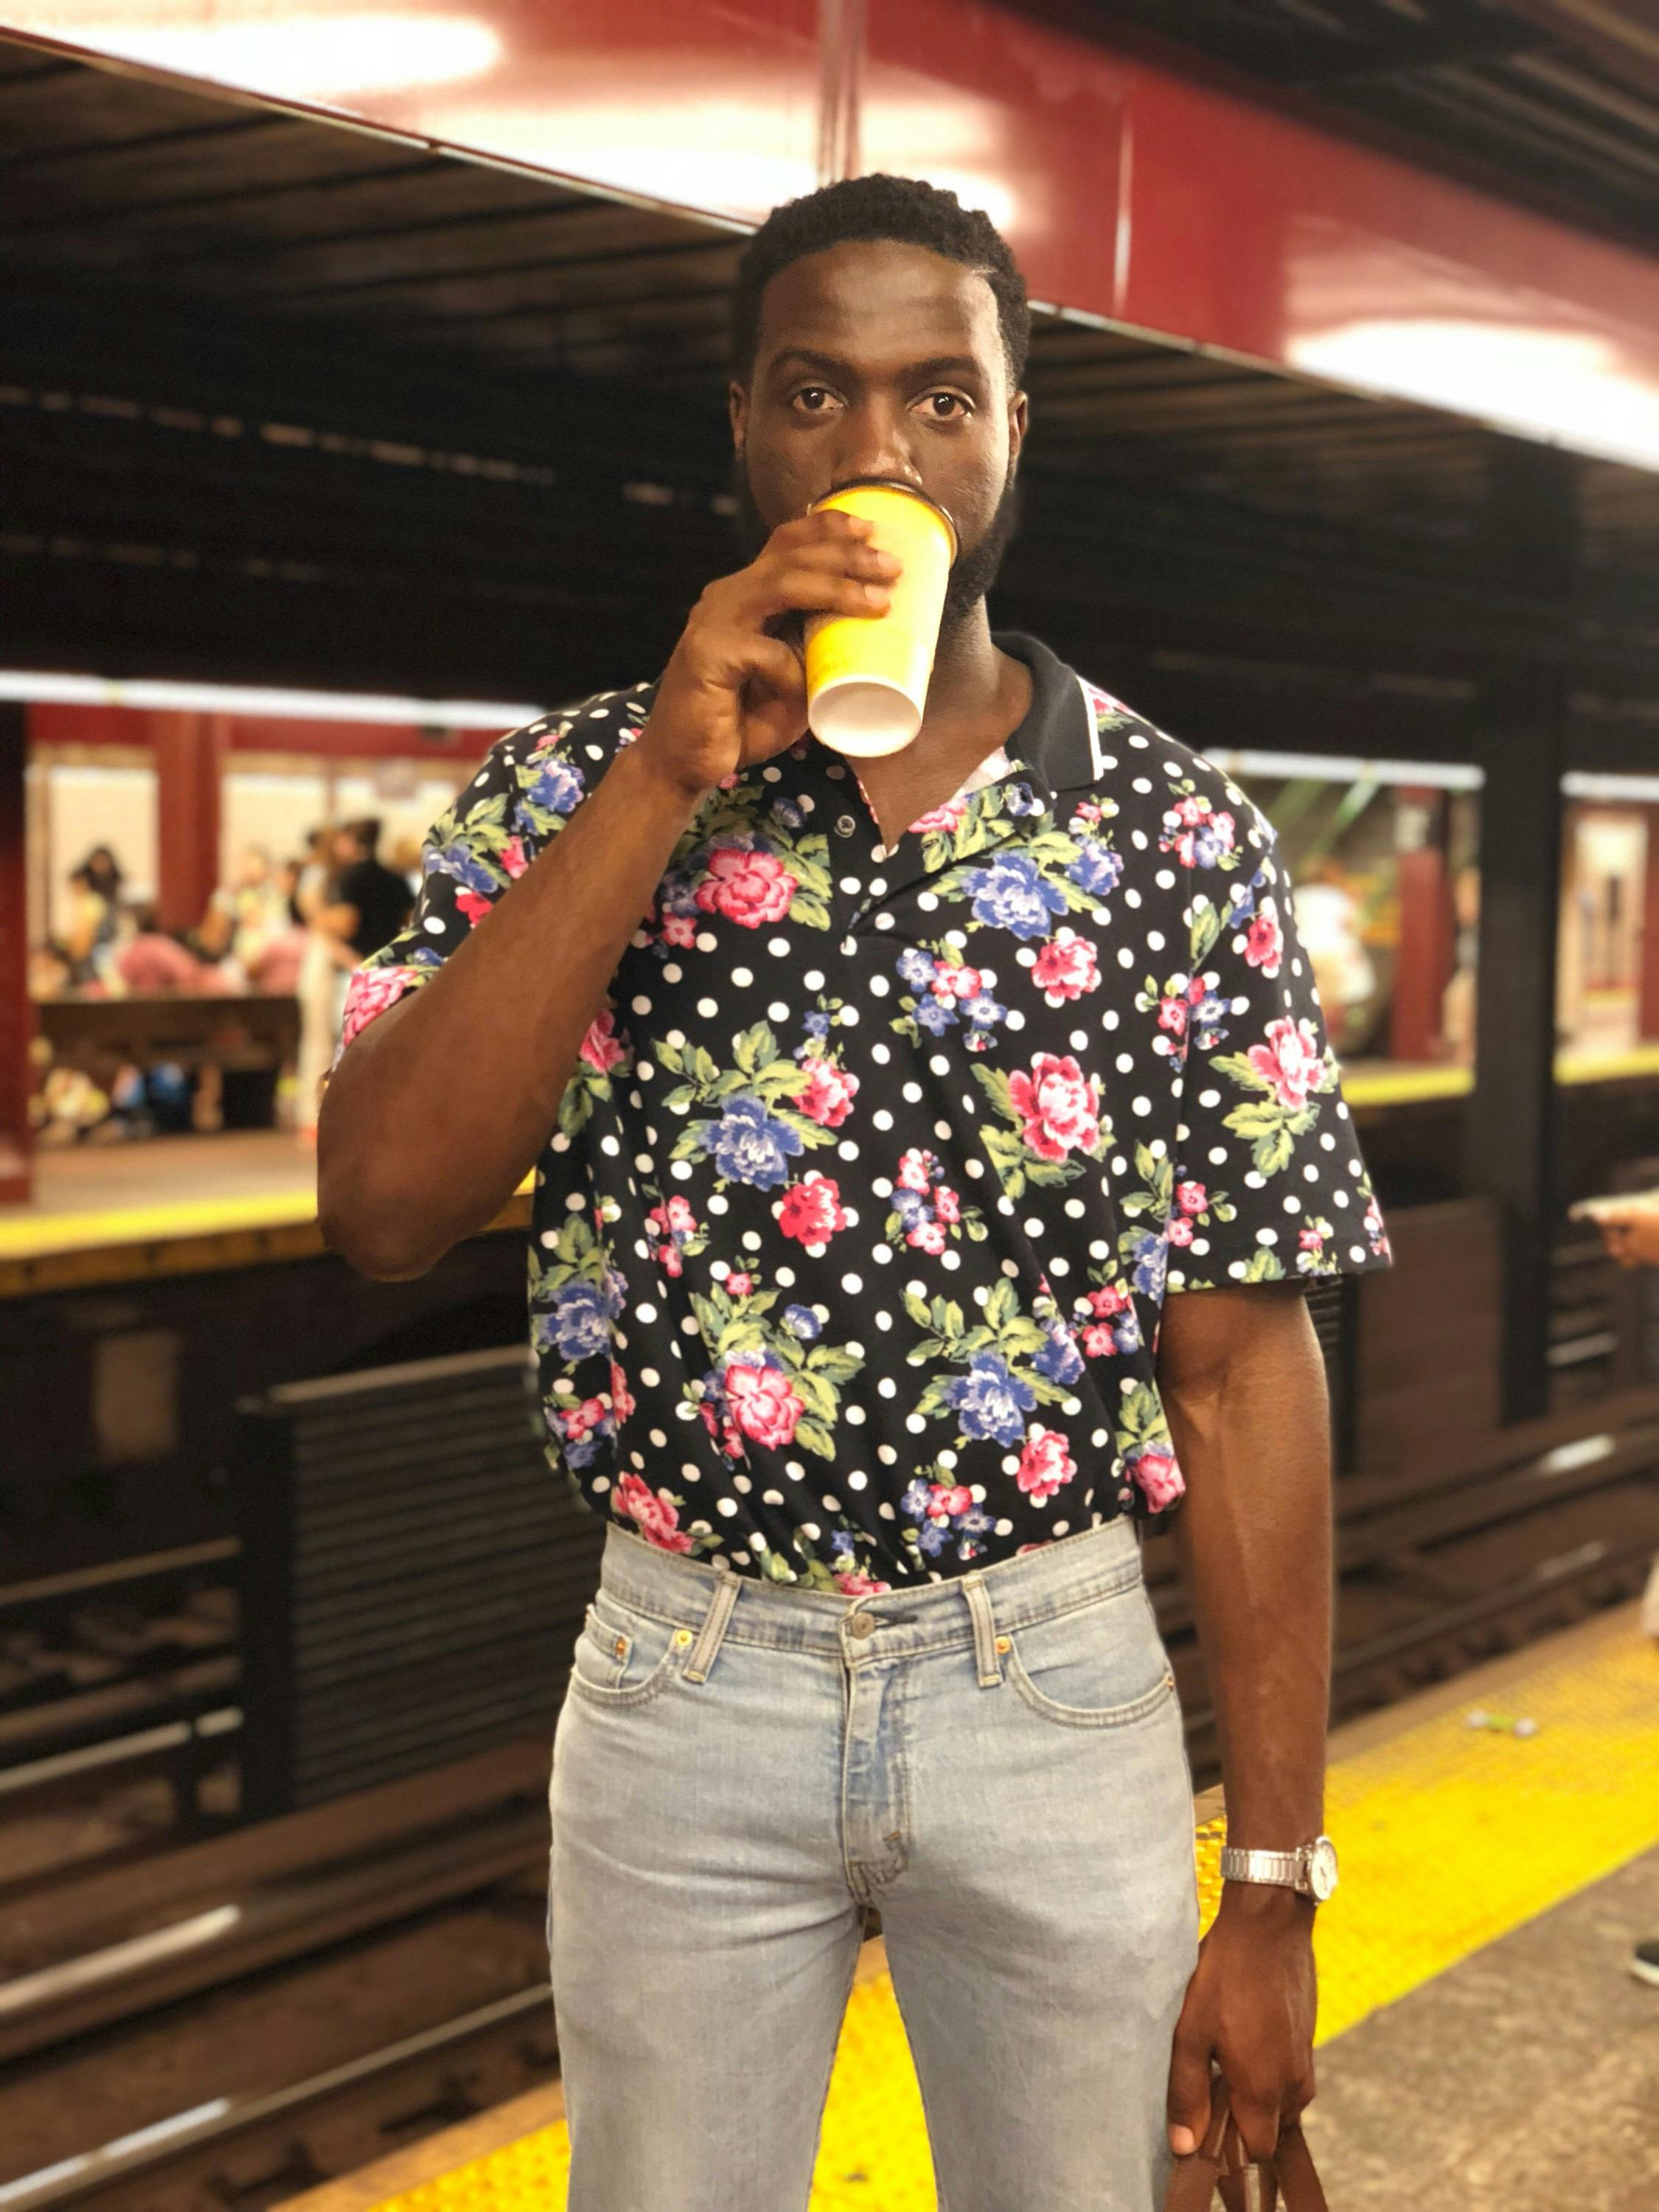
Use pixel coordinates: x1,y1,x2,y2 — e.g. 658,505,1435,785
728,240,1026,628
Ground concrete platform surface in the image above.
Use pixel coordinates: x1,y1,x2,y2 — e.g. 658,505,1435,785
1304,1845,1659,2211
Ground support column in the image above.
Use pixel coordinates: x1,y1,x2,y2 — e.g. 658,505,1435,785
0,703,32,1203
1639,807,1659,1041
1389,787,1455,1064
1462,442,1578,1424
153,712,228,933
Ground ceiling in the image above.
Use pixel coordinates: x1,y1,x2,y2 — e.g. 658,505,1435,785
2,32,1657,768
1072,0,1659,253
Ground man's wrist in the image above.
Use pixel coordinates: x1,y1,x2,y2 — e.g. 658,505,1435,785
626,727,717,814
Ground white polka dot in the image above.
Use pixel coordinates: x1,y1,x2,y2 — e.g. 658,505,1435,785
769,936,790,956
872,1109,894,1130
768,1001,790,1021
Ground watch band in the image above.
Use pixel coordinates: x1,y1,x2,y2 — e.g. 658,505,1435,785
1219,1844,1307,1891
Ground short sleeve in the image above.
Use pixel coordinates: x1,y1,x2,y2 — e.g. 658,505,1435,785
1165,829,1391,1290
335,702,630,1057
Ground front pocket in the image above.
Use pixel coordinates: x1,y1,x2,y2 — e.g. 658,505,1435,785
567,1594,686,1710
1003,1582,1176,1730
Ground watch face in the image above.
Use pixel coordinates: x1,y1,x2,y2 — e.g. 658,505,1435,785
1308,1837,1339,1902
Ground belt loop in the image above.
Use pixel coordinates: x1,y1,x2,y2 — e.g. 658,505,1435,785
961,1570,1004,1688
683,1569,741,1684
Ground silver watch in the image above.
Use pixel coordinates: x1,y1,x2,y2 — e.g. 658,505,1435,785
1219,1834,1338,1903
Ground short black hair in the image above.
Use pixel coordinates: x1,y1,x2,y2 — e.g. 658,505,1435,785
731,173,1031,388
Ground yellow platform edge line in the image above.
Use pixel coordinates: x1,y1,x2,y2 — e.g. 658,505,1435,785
306,1615,1659,2212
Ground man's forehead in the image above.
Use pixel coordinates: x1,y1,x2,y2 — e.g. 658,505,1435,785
757,242,1001,367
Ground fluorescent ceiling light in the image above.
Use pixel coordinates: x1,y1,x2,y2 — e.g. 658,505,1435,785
22,12,503,99
0,670,540,728
1564,771,1659,804
1288,319,1659,475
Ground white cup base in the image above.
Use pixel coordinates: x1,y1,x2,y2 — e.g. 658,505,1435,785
807,676,922,758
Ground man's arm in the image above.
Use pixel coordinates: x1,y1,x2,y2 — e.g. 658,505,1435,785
318,740,706,1281
318,504,900,1282
1156,1281,1329,2164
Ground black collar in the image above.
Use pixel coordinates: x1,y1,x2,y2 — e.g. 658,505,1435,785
993,630,1097,796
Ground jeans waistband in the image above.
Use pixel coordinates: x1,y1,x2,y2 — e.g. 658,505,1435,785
595,1516,1145,1686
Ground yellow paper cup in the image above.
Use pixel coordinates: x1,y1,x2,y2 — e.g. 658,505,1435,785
804,480,958,757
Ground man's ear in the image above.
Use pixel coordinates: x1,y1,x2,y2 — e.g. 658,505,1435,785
728,379,749,456
1009,388,1029,466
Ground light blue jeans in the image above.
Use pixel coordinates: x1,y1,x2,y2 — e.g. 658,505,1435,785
548,1515,1200,2211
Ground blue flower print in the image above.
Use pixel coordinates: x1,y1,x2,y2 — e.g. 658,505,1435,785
540,1276,623,1361
897,947,936,990
1124,1227,1169,1304
964,992,1006,1031
943,1353,1038,1445
964,853,1069,940
700,1094,805,1189
915,995,957,1035
771,796,804,830
1068,841,1123,900
425,841,499,897
524,755,585,815
801,1009,832,1041
1033,1323,1085,1387
783,1303,822,1340
1004,781,1045,817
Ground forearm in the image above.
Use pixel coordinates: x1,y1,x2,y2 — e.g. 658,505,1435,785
319,740,704,1278
1161,1293,1332,1847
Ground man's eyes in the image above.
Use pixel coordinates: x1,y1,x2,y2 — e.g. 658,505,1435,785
787,388,973,417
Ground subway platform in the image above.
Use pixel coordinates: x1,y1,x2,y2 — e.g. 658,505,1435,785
269,1604,1659,2212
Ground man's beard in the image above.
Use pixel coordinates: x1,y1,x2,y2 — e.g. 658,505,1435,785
726,456,1022,634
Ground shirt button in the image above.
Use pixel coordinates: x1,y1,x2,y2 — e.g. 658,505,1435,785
835,813,858,838
846,1611,876,1639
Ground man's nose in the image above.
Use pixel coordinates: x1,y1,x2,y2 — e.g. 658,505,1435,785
832,403,924,493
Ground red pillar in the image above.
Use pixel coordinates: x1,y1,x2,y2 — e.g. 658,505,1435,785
1389,786,1455,1063
152,712,228,933
0,703,32,1203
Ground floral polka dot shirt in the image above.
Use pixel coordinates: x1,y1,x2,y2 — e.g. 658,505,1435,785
340,631,1391,1595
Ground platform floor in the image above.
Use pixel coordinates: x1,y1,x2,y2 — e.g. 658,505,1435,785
276,1603,1659,2212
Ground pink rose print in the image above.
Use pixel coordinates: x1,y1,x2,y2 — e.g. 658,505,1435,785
578,1005,627,1073
1298,1225,1326,1255
1015,1426,1077,1504
501,835,529,880
1166,1214,1194,1247
928,1484,975,1519
1245,900,1282,977
909,796,967,835
800,1059,859,1128
835,1569,891,1596
456,886,493,925
661,911,698,948
1246,1016,1324,1110
608,1362,636,1425
931,963,984,1002
1175,1180,1208,1216
1006,1053,1103,1162
725,1359,805,1449
340,963,422,1049
1032,935,1100,1001
934,1186,961,1225
694,846,798,927
1081,1324,1116,1357
908,1219,947,1254
1129,1444,1184,1512
614,1472,695,1553
725,1271,753,1297
777,1175,847,1245
897,1147,936,1193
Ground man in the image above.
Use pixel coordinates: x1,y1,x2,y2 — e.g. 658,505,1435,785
324,818,414,962
321,175,1391,2209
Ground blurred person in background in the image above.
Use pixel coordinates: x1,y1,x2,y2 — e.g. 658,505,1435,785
293,827,349,1141
114,905,233,995
388,832,425,900
63,846,125,986
198,843,288,983
323,818,414,964
1581,1194,1659,1988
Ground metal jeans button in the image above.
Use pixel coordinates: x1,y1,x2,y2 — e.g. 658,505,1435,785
835,813,858,837
846,1611,876,1639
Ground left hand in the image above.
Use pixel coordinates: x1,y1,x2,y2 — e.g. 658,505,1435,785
1166,1884,1318,2164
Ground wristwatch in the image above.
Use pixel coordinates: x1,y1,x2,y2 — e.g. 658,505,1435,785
1219,1834,1339,1903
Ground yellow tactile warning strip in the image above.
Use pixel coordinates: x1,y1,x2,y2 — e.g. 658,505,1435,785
1342,1037,1659,1110
336,1615,1659,2212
